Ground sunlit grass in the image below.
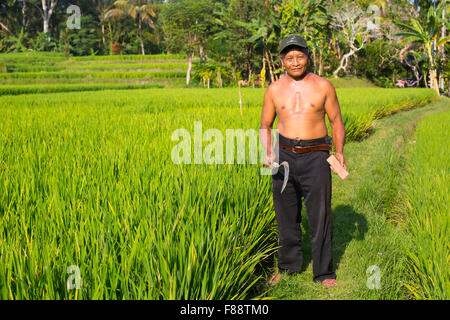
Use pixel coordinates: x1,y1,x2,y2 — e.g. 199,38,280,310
0,87,437,299
400,108,450,299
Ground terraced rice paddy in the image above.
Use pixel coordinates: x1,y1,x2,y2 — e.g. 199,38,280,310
0,52,188,91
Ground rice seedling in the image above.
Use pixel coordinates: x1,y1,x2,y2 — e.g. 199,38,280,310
0,71,186,80
3,63,187,73
0,83,164,96
400,108,450,299
0,83,437,299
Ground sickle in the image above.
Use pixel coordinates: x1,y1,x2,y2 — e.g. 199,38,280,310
272,161,289,194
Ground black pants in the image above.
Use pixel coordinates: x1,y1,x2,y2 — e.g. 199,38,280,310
272,133,336,282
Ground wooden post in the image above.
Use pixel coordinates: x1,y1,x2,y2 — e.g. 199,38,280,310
238,80,243,116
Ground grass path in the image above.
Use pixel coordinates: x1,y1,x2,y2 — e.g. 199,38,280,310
263,96,449,300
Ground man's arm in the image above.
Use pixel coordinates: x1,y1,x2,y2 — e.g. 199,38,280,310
323,80,347,171
260,84,277,168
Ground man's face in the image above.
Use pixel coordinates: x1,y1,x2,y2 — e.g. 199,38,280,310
281,47,308,78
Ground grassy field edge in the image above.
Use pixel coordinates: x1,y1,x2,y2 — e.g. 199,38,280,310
397,104,450,299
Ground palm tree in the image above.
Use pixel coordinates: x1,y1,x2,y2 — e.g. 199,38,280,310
93,0,115,53
393,1,449,96
105,0,155,55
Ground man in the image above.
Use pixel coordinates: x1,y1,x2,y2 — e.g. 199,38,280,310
260,35,347,287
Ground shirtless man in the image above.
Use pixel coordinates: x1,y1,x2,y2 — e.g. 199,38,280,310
260,35,346,287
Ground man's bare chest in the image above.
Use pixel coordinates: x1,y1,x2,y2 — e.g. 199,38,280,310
273,85,326,116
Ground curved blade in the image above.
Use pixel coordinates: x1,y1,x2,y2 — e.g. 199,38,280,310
272,161,289,193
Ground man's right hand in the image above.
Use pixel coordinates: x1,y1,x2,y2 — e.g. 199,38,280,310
263,152,276,168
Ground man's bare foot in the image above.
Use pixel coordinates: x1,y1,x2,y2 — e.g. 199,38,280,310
321,279,339,288
269,274,281,286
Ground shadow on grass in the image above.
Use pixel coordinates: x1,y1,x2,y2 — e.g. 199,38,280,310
300,204,368,273
252,204,368,298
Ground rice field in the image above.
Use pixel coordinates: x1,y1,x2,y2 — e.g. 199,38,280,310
0,83,439,299
0,83,164,96
0,52,188,89
401,109,450,299
0,71,186,80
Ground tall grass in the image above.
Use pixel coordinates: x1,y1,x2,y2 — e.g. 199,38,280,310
336,88,436,140
0,71,185,80
0,52,66,65
0,91,276,299
0,87,437,299
328,77,375,88
400,108,450,299
4,63,187,73
0,83,164,96
70,53,185,61
0,52,184,64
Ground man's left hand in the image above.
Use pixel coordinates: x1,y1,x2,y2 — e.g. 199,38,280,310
333,152,347,172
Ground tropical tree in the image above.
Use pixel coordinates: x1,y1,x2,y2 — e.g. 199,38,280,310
1,0,24,40
41,0,58,34
277,0,329,75
302,0,329,76
105,0,155,55
330,2,377,78
278,0,328,37
161,0,216,86
212,0,267,84
393,0,449,96
234,12,280,83
4,27,26,52
93,0,115,53
195,62,215,88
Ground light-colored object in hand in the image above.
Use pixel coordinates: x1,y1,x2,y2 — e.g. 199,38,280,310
272,161,289,193
327,155,349,180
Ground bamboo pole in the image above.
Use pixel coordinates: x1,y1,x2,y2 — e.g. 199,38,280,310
238,80,243,116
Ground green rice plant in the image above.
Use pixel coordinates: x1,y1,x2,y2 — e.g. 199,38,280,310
0,52,188,88
0,78,182,86
0,71,186,80
400,108,450,299
65,63,188,71
0,51,66,63
0,89,276,299
0,52,184,64
2,64,63,72
70,53,185,61
334,88,436,141
0,83,164,96
328,77,375,88
3,63,187,73
0,87,438,299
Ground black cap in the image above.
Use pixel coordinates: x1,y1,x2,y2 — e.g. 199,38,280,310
279,35,308,54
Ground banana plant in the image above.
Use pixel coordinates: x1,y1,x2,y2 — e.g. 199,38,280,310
105,0,155,55
393,1,449,96
6,27,26,52
278,0,328,36
235,13,280,83
286,0,329,75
